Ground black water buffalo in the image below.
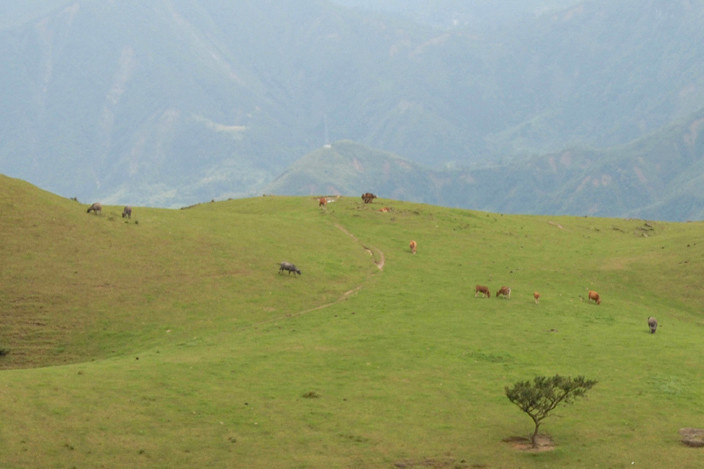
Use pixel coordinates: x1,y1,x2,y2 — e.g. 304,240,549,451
279,262,301,275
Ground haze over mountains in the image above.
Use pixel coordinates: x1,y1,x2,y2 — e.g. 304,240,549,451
1,0,703,220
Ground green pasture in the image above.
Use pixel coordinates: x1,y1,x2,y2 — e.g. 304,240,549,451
1,174,704,468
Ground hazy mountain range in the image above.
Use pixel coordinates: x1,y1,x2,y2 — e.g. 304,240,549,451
1,0,703,220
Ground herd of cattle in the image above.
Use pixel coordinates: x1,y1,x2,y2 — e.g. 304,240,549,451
473,285,515,299
473,285,606,307
86,195,659,334
324,193,661,334
318,193,378,207
86,202,132,219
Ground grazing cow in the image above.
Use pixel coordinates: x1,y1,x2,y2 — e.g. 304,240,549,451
361,192,377,204
86,202,102,214
587,290,601,305
475,285,490,298
496,286,511,299
648,317,658,334
409,240,417,254
279,261,301,275
533,291,540,304
318,197,327,207
122,206,132,218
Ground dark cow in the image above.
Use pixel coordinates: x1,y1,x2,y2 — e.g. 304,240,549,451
648,317,658,334
361,192,377,204
587,290,601,305
122,206,132,218
496,286,511,299
86,202,102,214
475,285,490,298
279,262,301,275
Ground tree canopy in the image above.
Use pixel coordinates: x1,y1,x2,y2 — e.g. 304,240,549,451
505,375,597,447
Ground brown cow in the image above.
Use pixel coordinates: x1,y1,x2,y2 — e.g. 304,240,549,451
475,285,490,298
122,206,132,218
318,197,327,207
533,291,540,304
409,240,417,254
648,317,658,334
587,290,601,305
496,286,511,299
361,192,377,204
86,202,102,214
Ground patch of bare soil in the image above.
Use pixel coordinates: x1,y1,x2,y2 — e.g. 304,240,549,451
548,220,566,230
680,427,704,447
365,245,385,270
394,457,475,468
503,434,555,452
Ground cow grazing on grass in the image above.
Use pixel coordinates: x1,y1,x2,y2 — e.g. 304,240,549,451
475,285,490,298
318,197,327,207
496,286,511,299
361,192,377,204
409,240,417,254
86,202,102,214
122,206,132,218
279,262,301,275
587,290,601,305
534,291,540,304
648,317,658,334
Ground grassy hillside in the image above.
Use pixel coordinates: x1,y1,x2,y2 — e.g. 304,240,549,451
2,174,704,468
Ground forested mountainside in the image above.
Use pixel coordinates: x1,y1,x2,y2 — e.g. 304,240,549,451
1,0,703,219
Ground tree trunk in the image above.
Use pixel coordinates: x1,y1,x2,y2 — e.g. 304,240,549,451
531,421,541,448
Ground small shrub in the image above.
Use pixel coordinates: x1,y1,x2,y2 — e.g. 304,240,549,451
505,374,597,448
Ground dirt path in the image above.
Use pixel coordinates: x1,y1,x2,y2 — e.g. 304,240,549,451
288,224,384,317
257,224,384,324
334,223,385,270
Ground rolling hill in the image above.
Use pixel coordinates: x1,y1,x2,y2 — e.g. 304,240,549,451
2,175,704,467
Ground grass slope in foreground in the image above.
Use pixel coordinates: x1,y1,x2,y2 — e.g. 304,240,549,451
1,175,704,468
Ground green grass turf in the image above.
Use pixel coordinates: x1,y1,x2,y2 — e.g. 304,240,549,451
1,174,704,468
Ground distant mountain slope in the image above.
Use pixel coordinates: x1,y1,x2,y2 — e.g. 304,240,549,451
0,0,438,206
269,109,704,221
0,0,71,29
485,0,704,155
329,0,582,29
265,141,438,203
1,0,704,216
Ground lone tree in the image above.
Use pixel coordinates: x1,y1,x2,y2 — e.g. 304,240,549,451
505,374,597,448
